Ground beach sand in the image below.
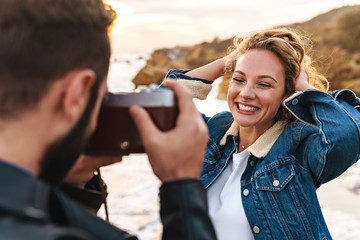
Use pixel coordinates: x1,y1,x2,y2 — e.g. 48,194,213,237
317,162,360,239
99,155,360,240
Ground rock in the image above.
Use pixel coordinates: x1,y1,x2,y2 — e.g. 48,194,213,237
132,39,232,91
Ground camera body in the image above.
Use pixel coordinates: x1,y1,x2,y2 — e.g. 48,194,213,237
84,87,178,156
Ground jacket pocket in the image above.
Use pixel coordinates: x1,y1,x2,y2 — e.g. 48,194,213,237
255,158,307,221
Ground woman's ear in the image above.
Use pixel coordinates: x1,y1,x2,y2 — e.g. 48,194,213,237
61,69,96,121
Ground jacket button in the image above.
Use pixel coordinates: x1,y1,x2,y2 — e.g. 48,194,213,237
253,226,261,234
291,99,299,105
273,180,280,187
249,161,255,167
243,189,250,196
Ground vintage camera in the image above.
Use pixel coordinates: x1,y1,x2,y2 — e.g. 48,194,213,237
84,87,178,156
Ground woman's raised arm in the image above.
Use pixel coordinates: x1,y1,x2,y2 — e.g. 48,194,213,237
185,49,239,81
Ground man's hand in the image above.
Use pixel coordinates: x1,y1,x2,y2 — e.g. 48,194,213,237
64,155,122,188
129,80,209,182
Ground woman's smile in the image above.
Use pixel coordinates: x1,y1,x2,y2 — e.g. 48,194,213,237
235,102,260,114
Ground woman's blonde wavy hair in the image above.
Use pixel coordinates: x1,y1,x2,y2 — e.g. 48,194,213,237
224,28,329,123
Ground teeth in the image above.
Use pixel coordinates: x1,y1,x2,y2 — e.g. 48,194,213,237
237,103,259,112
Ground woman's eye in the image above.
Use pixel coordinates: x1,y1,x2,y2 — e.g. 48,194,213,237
259,83,272,88
233,78,245,83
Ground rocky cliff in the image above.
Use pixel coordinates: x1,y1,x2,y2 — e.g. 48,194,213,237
132,5,360,98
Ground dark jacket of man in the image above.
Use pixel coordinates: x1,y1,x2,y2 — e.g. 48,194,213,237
0,162,216,240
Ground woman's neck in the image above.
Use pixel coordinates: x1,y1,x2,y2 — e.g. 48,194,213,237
238,123,273,152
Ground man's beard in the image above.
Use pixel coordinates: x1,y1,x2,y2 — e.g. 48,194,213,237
38,84,100,186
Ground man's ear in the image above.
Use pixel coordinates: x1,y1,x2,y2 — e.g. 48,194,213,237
62,69,96,121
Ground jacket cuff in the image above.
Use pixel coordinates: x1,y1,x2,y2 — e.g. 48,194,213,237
284,89,360,126
165,70,213,100
159,178,216,240
159,178,208,209
332,89,360,110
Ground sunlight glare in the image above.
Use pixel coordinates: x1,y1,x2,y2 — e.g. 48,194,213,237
105,0,133,29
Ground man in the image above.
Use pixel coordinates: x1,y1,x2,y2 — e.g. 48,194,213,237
0,0,216,239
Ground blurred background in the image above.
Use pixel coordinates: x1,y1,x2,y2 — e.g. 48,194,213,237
100,1,360,239
106,0,359,54
104,0,360,99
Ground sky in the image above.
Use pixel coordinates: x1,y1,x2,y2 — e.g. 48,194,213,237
105,0,359,55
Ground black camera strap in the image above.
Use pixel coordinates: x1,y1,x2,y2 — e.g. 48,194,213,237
96,168,109,222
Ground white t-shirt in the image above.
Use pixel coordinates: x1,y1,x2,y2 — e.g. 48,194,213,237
207,150,254,240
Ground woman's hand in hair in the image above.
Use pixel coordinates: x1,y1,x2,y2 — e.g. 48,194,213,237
222,48,240,64
295,65,316,91
184,49,240,82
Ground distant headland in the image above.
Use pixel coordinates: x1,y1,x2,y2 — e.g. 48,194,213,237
132,5,360,98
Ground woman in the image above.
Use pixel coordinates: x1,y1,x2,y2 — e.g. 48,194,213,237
163,28,360,239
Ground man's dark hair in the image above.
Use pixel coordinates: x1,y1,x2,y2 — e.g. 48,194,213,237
0,0,116,119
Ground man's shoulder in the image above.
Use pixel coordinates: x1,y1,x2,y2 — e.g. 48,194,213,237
0,216,94,240
0,162,136,240
0,166,94,240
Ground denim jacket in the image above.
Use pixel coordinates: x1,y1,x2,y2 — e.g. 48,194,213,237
165,69,360,240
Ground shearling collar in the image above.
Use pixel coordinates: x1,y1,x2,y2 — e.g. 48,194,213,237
219,120,287,158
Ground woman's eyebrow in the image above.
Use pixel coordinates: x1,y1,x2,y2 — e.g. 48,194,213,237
234,70,246,76
235,71,278,83
258,75,278,83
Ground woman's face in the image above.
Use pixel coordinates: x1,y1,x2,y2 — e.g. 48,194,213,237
227,49,287,131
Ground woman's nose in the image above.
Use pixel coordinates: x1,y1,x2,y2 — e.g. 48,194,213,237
239,83,255,99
